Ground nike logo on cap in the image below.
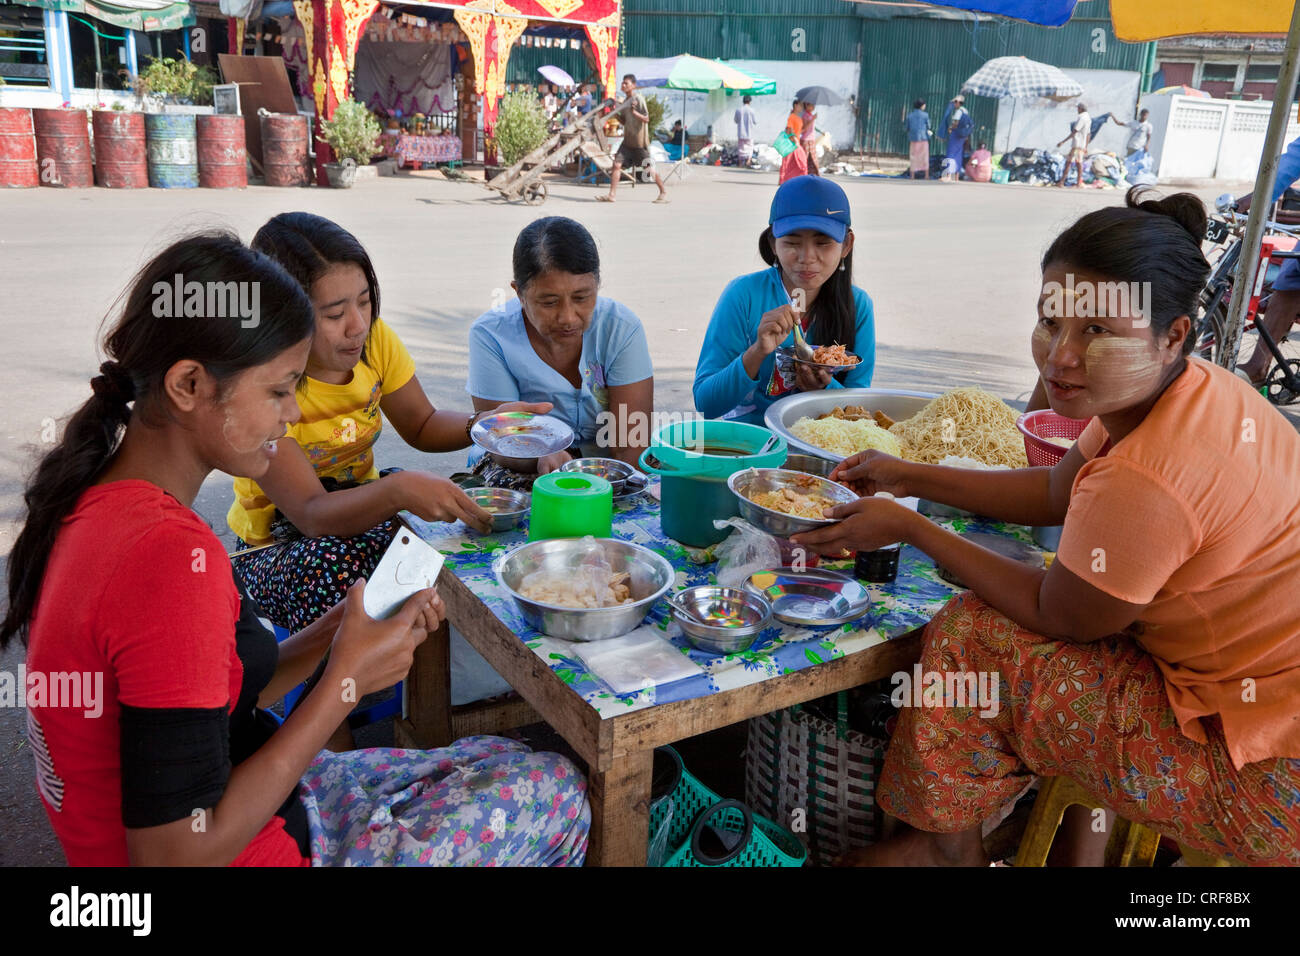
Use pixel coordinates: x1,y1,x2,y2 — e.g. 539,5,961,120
826,208,845,215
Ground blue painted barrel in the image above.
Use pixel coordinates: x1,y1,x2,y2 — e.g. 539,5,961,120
145,113,198,188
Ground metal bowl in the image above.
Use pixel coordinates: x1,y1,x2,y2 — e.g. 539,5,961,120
728,467,859,537
463,487,531,533
667,585,772,654
763,388,939,462
493,537,675,641
471,412,574,473
782,453,836,479
560,457,647,497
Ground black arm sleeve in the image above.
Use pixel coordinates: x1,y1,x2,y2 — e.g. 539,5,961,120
119,703,230,829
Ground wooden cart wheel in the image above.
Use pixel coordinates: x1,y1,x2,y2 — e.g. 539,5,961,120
522,181,547,205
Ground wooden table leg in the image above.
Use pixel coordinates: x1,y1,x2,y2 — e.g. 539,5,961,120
585,748,654,867
394,619,453,750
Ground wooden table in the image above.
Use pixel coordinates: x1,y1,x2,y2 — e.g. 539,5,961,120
393,501,1033,866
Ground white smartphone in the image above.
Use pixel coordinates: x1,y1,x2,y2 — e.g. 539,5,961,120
362,525,446,620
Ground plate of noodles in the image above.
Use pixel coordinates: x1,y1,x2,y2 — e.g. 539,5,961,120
777,343,862,374
765,387,1030,469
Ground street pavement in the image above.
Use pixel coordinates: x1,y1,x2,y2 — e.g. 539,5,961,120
0,164,1278,864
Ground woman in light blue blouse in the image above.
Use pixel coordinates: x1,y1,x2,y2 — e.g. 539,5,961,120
694,175,876,425
467,217,655,489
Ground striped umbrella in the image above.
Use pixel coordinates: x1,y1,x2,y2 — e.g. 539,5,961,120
1152,84,1211,98
961,55,1084,101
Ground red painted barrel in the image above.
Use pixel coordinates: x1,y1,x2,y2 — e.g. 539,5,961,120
260,112,310,187
92,110,148,188
33,108,93,188
197,114,247,188
0,107,39,188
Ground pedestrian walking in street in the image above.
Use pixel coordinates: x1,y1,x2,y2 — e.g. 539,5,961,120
1057,102,1091,187
940,94,973,182
905,99,932,180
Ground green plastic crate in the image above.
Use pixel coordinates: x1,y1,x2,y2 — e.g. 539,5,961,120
649,746,806,868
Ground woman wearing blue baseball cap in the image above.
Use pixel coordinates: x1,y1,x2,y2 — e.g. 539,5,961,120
693,175,875,424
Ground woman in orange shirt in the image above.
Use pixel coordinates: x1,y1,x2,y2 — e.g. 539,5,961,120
779,99,808,184
795,188,1300,866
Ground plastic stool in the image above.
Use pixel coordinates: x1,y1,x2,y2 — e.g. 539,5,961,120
1015,776,1235,867
272,624,402,729
1016,776,1159,866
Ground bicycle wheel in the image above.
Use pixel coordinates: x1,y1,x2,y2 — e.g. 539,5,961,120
1193,295,1234,368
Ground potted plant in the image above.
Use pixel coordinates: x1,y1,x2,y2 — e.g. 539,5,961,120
134,56,216,112
492,91,548,173
317,99,381,187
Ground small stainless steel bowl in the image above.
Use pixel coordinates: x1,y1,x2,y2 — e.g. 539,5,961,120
668,585,772,654
494,537,675,641
472,412,573,474
560,457,642,496
783,453,836,479
464,487,531,533
728,467,859,537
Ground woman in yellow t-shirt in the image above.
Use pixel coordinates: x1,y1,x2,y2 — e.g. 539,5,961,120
230,212,549,630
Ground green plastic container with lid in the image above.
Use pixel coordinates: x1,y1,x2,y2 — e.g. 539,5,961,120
528,472,613,540
638,420,787,548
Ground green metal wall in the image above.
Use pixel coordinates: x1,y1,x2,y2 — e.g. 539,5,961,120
506,43,597,88
621,0,1150,155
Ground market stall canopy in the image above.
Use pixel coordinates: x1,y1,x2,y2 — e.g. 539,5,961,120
846,0,1295,39
11,0,191,30
961,55,1083,101
635,54,756,92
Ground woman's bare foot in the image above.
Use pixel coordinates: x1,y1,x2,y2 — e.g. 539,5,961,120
835,824,989,867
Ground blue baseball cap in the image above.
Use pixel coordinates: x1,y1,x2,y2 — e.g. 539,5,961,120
769,175,852,243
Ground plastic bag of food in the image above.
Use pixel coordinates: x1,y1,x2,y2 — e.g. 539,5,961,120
712,517,782,589
519,536,633,608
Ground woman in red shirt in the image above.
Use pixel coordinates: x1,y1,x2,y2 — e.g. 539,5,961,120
2,233,590,866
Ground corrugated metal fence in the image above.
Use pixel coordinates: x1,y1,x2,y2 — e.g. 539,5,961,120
622,0,1149,155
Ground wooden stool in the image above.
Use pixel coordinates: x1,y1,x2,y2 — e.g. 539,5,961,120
1015,776,1237,867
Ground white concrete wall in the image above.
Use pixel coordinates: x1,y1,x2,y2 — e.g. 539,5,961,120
618,57,860,149
0,88,139,110
1137,91,1300,181
991,68,1141,155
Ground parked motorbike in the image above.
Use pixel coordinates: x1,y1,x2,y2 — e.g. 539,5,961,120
1194,194,1300,405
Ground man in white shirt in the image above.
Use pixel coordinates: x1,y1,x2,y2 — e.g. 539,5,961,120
1111,108,1152,157
1056,102,1091,188
734,95,758,166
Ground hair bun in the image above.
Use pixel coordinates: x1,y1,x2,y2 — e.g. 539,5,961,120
91,361,135,405
1126,186,1208,243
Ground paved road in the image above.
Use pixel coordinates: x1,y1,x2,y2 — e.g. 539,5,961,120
0,166,1281,864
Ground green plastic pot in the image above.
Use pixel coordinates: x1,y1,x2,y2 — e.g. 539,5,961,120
639,420,787,547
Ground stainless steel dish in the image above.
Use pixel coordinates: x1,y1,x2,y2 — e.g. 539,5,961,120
471,411,574,473
744,568,873,628
463,487,531,533
763,388,939,461
493,537,675,641
728,467,859,537
667,585,772,654
776,345,863,375
782,453,836,478
560,457,648,498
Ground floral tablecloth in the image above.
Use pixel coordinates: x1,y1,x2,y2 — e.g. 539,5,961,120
380,132,462,166
403,495,1039,720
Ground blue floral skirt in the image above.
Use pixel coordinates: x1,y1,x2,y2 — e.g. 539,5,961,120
299,736,590,866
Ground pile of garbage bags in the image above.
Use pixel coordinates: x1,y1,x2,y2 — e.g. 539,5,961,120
994,146,1143,187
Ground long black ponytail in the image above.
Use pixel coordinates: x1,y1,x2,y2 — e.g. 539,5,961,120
1,232,314,649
